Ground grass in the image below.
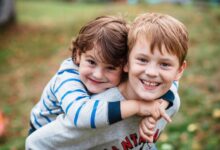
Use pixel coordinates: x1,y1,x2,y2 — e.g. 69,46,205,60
0,1,220,149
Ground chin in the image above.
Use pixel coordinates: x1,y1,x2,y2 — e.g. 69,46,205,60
90,90,100,94
90,88,104,94
87,88,98,94
139,94,159,101
143,97,157,101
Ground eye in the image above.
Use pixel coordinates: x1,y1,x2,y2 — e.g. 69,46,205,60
86,59,96,65
160,63,171,68
106,66,117,71
137,57,148,64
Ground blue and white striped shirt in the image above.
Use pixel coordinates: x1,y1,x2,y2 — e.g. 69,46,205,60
30,58,122,130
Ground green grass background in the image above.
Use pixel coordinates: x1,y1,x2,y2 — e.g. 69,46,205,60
0,1,220,149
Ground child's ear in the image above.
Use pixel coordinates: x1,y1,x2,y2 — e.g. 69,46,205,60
175,60,187,80
75,49,81,65
123,62,129,73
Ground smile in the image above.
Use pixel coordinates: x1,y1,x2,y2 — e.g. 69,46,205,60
141,80,160,87
88,77,106,84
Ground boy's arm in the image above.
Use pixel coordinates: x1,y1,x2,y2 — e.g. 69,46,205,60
53,69,117,128
54,69,147,129
53,62,179,129
54,69,165,129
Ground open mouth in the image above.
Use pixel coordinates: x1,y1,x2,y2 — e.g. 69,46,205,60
141,79,160,88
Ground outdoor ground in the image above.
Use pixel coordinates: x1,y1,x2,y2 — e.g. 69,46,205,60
0,1,220,149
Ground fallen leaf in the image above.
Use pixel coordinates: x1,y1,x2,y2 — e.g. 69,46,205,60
212,109,220,119
187,123,198,132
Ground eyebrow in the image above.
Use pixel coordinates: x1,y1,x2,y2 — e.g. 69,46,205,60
136,52,174,62
84,54,95,59
135,52,149,57
159,58,173,62
85,53,104,63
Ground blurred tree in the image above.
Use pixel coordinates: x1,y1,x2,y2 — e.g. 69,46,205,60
0,0,16,28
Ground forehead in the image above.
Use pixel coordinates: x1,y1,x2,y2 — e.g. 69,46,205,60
131,37,178,58
83,48,104,61
84,48,120,67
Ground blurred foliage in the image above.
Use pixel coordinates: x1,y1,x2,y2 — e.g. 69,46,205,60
0,0,220,149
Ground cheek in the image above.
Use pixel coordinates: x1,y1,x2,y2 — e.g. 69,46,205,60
79,67,91,78
161,71,177,82
108,71,122,85
79,69,86,81
80,62,93,72
129,65,143,76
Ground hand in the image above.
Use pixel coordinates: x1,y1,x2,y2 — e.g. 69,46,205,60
139,116,156,143
158,104,172,123
137,100,160,117
137,100,172,123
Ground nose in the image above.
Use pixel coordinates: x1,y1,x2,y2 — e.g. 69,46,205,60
93,68,103,79
144,63,158,78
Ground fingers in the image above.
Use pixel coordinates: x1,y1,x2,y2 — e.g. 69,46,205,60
140,118,155,133
151,110,160,120
159,107,172,123
139,123,154,136
147,117,157,125
158,99,164,104
150,102,161,119
138,117,156,143
139,127,153,143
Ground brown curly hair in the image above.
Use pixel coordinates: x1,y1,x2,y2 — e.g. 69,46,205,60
69,16,129,67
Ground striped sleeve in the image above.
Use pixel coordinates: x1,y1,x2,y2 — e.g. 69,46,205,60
53,69,122,129
160,81,179,109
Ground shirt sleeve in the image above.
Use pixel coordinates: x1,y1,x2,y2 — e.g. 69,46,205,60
159,81,179,109
52,69,122,129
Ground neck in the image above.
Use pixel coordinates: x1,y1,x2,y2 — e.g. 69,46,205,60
118,81,139,100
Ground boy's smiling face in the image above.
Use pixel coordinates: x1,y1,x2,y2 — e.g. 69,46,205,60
77,48,122,94
124,37,186,101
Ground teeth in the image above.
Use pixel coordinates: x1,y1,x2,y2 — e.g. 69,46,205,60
142,80,159,86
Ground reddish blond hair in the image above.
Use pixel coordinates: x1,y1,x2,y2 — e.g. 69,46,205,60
128,13,188,65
